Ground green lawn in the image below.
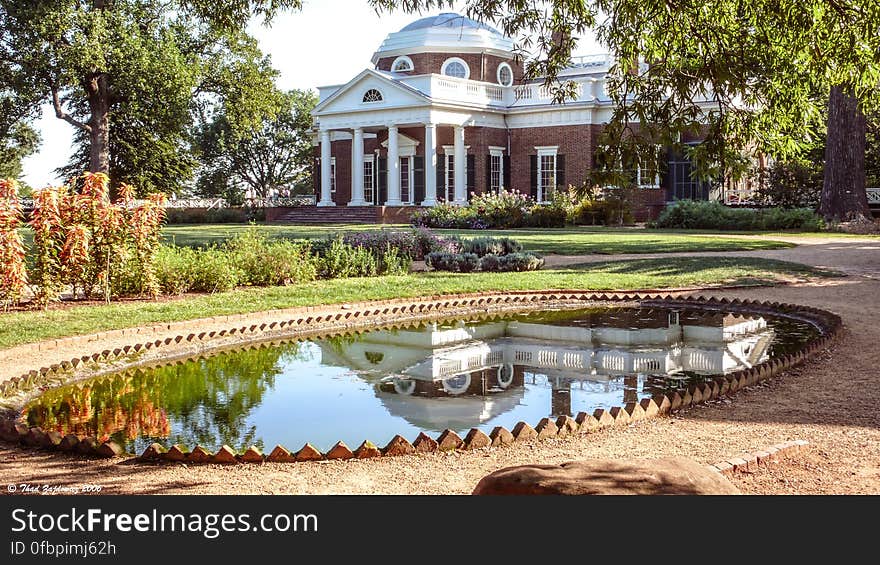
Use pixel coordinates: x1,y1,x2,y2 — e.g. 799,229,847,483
158,224,794,254
0,257,834,350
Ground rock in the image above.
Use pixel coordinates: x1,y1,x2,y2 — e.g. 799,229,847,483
412,432,438,453
325,441,354,460
294,443,323,462
489,427,514,447
45,430,63,447
59,435,81,452
96,441,124,458
353,441,382,459
575,412,599,433
555,416,579,436
473,457,741,495
382,435,414,456
24,427,49,447
76,437,99,456
639,398,659,418
187,446,212,463
436,429,463,451
140,443,165,460
267,445,296,463
212,445,238,464
463,429,491,450
511,422,537,442
535,418,558,439
241,446,264,463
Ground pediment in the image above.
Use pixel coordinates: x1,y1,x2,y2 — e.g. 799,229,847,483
313,69,430,115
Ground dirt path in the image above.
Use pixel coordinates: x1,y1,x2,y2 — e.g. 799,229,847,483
1,235,878,494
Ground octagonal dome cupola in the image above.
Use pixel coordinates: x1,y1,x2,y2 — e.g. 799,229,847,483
371,12,515,64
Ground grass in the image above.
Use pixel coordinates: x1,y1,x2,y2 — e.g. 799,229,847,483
0,257,835,350
156,223,795,254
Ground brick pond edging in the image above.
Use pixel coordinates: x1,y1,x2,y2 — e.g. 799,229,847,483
708,440,810,475
0,291,843,464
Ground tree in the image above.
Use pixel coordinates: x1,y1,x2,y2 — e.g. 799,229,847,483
0,0,302,192
196,89,318,201
0,49,41,179
371,1,880,220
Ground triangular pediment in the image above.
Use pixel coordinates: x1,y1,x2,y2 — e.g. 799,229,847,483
313,69,430,115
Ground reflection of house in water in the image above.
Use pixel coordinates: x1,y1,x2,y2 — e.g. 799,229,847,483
317,309,774,429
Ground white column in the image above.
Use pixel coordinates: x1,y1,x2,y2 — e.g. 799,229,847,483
318,130,335,206
385,125,401,205
349,128,365,206
453,125,467,205
422,124,438,206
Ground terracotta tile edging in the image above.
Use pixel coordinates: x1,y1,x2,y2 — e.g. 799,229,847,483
0,293,842,465
707,440,810,475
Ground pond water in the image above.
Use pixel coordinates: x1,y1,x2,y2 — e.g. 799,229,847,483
24,306,820,454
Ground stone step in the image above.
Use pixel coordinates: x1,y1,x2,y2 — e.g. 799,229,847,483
274,205,378,224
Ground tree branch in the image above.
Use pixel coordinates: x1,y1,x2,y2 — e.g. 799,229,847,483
50,82,91,132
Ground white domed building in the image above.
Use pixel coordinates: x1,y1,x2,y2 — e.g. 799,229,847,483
293,13,715,224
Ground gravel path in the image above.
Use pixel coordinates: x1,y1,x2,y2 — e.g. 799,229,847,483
1,234,878,494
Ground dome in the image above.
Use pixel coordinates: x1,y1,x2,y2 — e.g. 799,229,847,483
372,12,514,64
400,12,503,35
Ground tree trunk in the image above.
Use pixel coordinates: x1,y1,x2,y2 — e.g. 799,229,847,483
87,72,111,175
820,85,870,222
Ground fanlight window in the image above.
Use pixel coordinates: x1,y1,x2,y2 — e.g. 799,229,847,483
442,58,470,79
391,56,414,72
362,89,384,103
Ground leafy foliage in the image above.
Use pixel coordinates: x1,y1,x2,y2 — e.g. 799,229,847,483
0,179,28,307
196,89,318,201
655,200,824,231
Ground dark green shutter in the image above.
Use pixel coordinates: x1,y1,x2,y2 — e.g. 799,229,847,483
503,156,511,192
314,157,321,199
485,154,492,193
436,155,445,201
378,157,387,205
556,154,566,191
529,155,538,200
413,156,425,204
466,155,475,199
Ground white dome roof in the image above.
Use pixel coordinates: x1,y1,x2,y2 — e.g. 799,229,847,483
372,12,515,63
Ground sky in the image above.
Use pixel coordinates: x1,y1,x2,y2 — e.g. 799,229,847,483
20,0,603,188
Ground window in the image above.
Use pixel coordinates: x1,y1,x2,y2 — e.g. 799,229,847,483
363,155,375,204
441,57,470,79
497,62,513,86
400,156,411,204
537,147,558,202
489,148,504,192
391,56,414,72
330,157,337,195
636,147,661,188
445,153,455,201
362,89,383,103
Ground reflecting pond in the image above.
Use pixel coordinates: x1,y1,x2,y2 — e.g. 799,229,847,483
25,306,820,453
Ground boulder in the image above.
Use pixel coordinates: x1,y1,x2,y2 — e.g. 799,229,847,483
473,457,740,495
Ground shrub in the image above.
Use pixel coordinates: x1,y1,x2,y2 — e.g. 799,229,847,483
469,190,533,228
225,228,317,286
499,252,545,272
155,246,240,294
410,226,461,256
655,200,824,231
461,236,523,256
569,198,606,225
526,203,567,227
428,250,542,272
319,238,378,278
478,254,501,272
0,179,27,308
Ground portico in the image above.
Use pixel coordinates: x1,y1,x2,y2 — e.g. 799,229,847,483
317,120,468,207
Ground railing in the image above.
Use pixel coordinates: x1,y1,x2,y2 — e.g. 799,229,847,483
427,74,505,104
18,195,316,210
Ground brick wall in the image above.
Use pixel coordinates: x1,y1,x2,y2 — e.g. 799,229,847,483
376,52,524,84
510,125,596,194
